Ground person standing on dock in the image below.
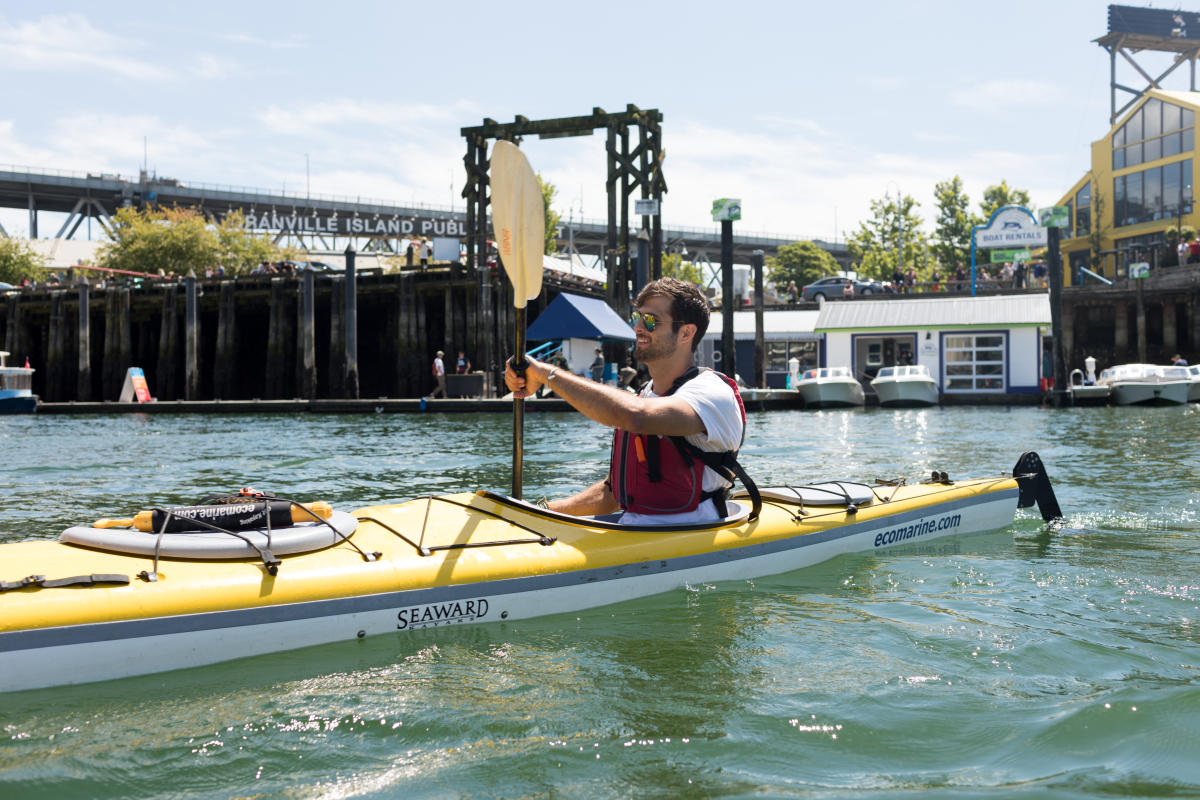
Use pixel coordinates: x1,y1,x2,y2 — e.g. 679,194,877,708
505,277,751,524
429,350,447,398
590,348,605,381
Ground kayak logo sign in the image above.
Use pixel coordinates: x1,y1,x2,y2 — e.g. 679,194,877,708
873,513,961,548
397,598,490,630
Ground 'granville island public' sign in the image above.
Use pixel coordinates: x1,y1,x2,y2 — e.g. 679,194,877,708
239,211,467,238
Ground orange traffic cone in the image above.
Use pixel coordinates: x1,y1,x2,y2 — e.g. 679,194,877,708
24,357,30,368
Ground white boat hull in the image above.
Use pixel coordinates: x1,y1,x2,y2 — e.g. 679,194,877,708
872,377,940,407
1110,380,1190,406
797,381,864,408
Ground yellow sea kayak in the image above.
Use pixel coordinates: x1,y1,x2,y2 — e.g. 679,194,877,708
0,453,1061,693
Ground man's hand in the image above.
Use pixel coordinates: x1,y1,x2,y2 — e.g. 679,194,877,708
504,355,549,399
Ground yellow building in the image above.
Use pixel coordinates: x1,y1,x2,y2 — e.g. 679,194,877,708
1057,88,1197,284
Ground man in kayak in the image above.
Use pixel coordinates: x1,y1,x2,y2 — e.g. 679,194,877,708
505,277,749,524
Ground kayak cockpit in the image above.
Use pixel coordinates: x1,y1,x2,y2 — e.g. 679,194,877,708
475,490,754,531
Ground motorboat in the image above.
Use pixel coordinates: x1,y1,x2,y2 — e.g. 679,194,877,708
1096,363,1191,406
1188,364,1200,402
1067,356,1111,405
795,366,865,408
0,351,36,414
0,454,1062,693
870,364,940,408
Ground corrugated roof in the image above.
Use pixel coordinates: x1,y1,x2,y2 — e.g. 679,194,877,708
814,294,1050,331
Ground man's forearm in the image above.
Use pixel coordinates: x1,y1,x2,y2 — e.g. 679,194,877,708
543,368,639,431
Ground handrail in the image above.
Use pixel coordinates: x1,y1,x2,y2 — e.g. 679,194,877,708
1080,267,1113,285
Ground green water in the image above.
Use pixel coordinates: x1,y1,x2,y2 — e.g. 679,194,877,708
1,406,1199,799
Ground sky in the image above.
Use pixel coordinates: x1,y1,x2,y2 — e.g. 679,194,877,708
0,0,1181,245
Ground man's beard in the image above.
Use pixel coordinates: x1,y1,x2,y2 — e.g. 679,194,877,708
634,328,676,363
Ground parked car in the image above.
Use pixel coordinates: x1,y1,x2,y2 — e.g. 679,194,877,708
800,276,884,301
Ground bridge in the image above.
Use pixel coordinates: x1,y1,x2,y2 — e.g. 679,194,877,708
0,164,849,268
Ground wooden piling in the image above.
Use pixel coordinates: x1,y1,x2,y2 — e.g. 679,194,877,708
1185,296,1195,352
443,286,454,359
266,278,289,399
5,295,25,371
1163,299,1177,354
480,271,495,396
101,289,114,398
184,278,199,400
397,273,418,396
157,284,179,400
102,288,124,400
327,277,345,397
76,282,91,401
299,268,316,399
46,292,67,402
1135,278,1147,363
344,247,359,398
1112,299,1127,361
214,280,237,398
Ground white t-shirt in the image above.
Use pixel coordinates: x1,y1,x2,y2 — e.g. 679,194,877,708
433,357,445,377
618,369,744,526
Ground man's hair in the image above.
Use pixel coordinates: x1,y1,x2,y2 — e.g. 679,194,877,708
635,277,709,352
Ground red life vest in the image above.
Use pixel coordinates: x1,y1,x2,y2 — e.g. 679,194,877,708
607,367,758,518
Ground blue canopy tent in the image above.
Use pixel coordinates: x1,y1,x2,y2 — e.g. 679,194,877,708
526,293,634,381
526,294,635,342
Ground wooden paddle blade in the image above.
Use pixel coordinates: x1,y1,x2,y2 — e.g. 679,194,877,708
489,140,544,309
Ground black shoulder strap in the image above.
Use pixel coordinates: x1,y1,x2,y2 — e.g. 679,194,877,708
670,440,761,522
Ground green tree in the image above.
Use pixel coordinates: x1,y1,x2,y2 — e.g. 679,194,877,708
215,210,287,274
0,238,46,285
979,180,1032,220
661,251,703,284
765,240,839,291
537,174,561,255
931,176,979,273
99,206,291,276
846,194,927,281
100,206,218,275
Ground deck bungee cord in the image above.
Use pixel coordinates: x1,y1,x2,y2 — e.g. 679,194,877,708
357,493,557,557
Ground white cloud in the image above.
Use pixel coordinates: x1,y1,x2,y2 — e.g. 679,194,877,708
0,13,168,80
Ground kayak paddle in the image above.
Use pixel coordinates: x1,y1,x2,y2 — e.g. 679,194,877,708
489,139,544,499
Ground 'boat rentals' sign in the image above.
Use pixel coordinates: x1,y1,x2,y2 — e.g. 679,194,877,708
974,206,1047,248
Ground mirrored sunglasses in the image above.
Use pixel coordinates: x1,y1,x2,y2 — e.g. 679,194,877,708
629,311,666,332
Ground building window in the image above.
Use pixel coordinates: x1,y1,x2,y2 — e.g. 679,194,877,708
1114,232,1167,277
766,340,817,372
1112,98,1195,170
943,333,1006,392
1114,159,1193,227
1075,182,1091,237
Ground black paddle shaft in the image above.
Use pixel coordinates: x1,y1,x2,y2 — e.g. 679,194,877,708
512,306,527,499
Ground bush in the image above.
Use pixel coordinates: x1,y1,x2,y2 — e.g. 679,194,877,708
0,238,46,285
